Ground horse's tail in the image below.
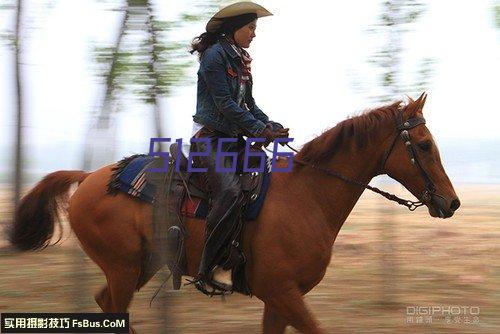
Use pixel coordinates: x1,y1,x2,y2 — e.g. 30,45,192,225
9,170,90,251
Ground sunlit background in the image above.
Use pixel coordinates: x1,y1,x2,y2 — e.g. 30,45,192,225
1,0,499,333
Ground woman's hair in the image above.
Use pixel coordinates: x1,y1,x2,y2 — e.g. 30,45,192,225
190,13,257,59
190,31,221,59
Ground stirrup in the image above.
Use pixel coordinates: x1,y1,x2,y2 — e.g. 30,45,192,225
185,277,232,297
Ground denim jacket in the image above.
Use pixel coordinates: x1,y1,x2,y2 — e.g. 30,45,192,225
193,38,269,137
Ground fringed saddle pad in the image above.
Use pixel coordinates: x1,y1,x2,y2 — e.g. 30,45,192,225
107,154,157,203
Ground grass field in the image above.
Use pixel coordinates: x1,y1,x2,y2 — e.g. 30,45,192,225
1,184,499,333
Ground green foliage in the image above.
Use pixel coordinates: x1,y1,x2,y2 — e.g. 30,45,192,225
0,0,15,49
403,0,425,24
0,4,15,10
0,31,15,49
495,4,500,29
368,0,433,102
181,13,203,22
412,57,435,96
91,0,217,105
128,0,147,7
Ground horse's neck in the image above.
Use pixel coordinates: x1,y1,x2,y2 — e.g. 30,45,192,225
295,132,391,239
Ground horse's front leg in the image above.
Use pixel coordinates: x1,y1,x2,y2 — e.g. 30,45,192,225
263,304,288,333
262,285,324,334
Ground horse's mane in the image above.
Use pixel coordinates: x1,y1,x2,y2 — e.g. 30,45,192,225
297,100,403,164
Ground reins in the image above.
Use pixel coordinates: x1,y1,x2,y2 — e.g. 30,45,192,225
291,155,425,211
263,114,430,211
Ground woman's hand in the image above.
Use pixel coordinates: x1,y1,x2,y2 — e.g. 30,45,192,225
259,123,290,147
267,122,289,145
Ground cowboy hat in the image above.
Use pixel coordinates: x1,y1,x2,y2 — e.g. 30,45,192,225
206,1,273,33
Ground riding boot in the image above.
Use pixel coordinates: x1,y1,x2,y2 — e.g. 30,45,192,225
190,127,246,283
197,190,244,278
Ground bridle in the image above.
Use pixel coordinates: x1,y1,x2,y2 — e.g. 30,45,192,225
378,111,437,205
286,109,438,211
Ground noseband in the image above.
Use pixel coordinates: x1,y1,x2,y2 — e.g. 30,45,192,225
290,110,436,211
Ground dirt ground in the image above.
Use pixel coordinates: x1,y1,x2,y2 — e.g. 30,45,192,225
0,184,499,333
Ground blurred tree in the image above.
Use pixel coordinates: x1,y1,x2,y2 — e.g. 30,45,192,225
13,0,24,211
0,2,15,48
369,0,431,102
2,0,60,192
81,3,217,327
367,0,431,307
1,0,21,208
1,2,18,211
90,3,219,330
82,1,129,170
495,2,500,29
83,0,217,170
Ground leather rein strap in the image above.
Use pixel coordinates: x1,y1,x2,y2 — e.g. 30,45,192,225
287,112,432,211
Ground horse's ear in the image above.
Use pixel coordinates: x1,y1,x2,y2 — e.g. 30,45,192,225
406,95,415,104
406,92,427,116
416,92,427,112
405,92,427,117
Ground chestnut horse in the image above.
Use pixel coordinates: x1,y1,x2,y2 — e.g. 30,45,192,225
10,94,460,333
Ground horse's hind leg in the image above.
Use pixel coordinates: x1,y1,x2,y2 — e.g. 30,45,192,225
105,264,141,334
105,265,140,310
263,304,288,334
92,264,140,334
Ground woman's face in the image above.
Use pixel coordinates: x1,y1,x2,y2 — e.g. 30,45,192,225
234,19,257,49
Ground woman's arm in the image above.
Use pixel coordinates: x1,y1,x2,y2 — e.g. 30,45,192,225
201,47,266,136
246,94,269,124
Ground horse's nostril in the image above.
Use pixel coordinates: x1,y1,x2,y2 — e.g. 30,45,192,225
450,198,461,211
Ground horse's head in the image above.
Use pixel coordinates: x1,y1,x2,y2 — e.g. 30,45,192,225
383,93,460,218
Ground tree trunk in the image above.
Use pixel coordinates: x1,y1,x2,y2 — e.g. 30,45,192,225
146,0,164,140
13,0,24,212
82,3,130,170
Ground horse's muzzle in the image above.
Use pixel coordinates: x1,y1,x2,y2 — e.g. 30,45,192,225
428,193,460,219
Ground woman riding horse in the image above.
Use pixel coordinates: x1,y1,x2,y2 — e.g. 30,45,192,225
189,1,289,292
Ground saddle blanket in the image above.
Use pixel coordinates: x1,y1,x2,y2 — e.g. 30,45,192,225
107,154,272,221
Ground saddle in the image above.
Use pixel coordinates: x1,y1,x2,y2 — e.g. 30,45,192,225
168,143,265,200
160,143,270,295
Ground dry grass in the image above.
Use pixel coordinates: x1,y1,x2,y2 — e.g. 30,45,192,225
0,184,499,333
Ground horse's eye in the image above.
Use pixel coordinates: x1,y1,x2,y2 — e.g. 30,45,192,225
418,141,432,151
